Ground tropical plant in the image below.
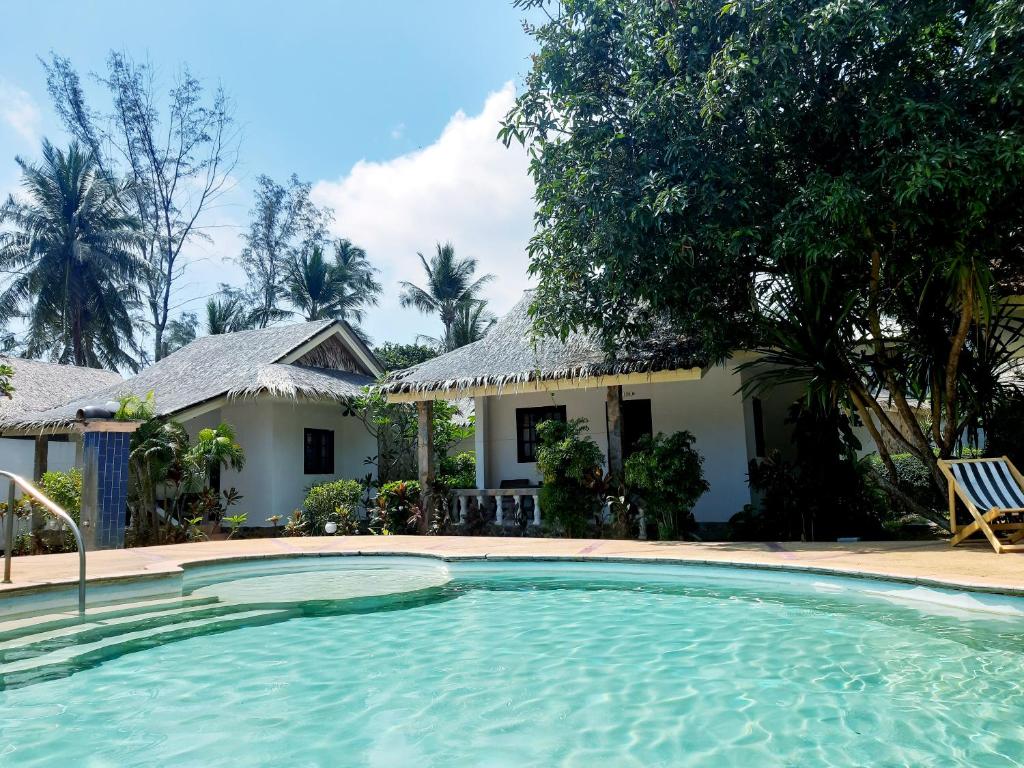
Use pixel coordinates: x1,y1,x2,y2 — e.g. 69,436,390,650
127,418,191,542
31,468,83,553
398,242,494,352
205,292,253,335
190,423,245,488
223,513,248,539
345,390,472,482
116,391,157,421
438,452,476,490
303,478,364,535
282,509,307,537
0,363,13,398
285,239,381,330
535,418,604,538
372,480,421,534
0,140,144,369
331,238,382,325
624,432,708,540
502,0,1024,508
372,342,438,373
127,412,245,545
420,299,496,350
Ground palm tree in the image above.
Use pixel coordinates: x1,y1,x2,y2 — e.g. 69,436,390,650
332,238,382,325
205,295,251,335
0,140,144,369
398,242,494,351
419,299,496,351
285,238,381,326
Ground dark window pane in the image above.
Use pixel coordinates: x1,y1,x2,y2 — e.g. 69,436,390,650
515,405,567,463
304,428,335,474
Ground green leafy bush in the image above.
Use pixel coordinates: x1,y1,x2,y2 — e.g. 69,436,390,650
372,480,421,534
867,452,939,510
439,451,476,490
536,418,604,537
303,479,364,535
35,468,83,553
624,431,708,540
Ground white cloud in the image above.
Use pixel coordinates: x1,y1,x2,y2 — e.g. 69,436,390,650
0,80,41,147
312,82,536,344
390,122,405,140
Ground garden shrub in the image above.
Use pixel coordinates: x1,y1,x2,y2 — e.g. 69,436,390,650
303,479,363,535
624,431,708,540
730,402,888,541
34,468,83,553
439,451,476,490
535,418,604,537
373,480,421,534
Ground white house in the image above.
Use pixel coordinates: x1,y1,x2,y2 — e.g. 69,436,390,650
382,291,803,532
0,321,381,527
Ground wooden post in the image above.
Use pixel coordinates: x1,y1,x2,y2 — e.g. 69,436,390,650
32,435,48,480
606,385,624,477
31,435,49,533
417,401,435,534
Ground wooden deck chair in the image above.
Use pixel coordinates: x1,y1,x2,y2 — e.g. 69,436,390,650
938,457,1024,554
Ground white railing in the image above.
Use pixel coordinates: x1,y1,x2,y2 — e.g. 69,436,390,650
452,488,542,527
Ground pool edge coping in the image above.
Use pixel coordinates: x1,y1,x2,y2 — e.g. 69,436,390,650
4,549,1024,603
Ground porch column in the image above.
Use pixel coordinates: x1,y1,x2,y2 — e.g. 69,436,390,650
30,434,48,533
474,396,487,490
606,385,624,476
32,435,48,480
417,400,435,533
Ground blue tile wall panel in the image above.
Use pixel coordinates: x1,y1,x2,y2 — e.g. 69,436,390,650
84,430,131,548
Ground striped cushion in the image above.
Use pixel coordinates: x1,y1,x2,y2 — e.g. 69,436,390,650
951,461,1024,512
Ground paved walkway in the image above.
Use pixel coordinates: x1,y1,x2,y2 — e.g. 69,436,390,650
2,536,1023,597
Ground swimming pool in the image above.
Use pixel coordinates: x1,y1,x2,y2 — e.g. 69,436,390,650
1,556,1023,766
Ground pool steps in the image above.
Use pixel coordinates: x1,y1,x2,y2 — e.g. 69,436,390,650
0,608,287,689
0,594,293,689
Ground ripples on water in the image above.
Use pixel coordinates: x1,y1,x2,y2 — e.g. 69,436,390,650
1,563,1023,767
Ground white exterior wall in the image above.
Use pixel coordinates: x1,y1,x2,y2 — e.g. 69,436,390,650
181,398,377,527
0,437,78,480
478,361,755,523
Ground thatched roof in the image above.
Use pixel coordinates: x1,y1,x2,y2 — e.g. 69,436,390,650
382,291,708,396
2,320,377,431
0,357,122,423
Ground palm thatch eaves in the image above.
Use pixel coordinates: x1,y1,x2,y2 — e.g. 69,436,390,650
1,320,378,431
381,291,708,396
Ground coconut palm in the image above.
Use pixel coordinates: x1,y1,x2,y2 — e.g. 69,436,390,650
0,140,144,369
205,294,252,335
332,238,382,324
285,238,381,326
398,242,494,351
419,299,497,351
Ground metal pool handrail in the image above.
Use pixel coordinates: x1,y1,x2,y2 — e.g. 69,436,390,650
1,470,86,614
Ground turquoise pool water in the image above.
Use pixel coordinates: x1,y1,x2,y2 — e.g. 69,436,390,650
1,558,1023,766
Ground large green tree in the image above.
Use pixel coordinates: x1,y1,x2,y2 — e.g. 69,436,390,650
0,140,144,369
503,0,1024,499
399,242,494,352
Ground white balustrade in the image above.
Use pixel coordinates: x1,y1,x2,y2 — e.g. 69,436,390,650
451,489,542,529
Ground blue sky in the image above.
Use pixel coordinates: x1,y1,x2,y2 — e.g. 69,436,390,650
0,1,540,347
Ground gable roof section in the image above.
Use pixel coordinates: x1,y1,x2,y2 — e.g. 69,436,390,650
382,292,708,400
2,320,380,431
0,357,123,423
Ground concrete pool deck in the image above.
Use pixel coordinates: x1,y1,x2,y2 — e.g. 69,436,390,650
2,536,1023,600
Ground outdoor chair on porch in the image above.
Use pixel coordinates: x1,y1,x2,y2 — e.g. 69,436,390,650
939,458,1024,554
